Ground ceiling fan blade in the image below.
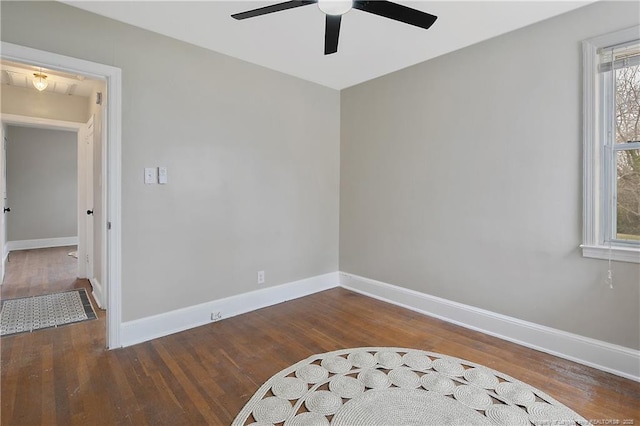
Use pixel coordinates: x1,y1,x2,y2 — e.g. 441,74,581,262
232,0,317,20
324,14,342,55
353,1,437,30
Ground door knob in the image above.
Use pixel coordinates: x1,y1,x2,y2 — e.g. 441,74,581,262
3,207,9,213
87,210,94,215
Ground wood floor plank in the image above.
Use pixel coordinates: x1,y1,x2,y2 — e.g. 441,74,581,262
2,247,639,425
40,343,54,424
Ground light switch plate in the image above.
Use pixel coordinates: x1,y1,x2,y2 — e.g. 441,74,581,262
144,167,157,184
158,167,168,184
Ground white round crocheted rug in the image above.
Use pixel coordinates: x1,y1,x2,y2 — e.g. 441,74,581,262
232,347,591,426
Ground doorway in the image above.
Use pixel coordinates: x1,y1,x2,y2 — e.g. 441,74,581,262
2,119,91,292
1,42,122,348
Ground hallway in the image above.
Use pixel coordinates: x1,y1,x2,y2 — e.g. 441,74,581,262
1,246,91,299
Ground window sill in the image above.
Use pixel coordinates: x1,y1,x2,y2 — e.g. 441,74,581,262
581,245,640,263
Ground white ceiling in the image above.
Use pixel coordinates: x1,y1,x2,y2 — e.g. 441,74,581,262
1,60,99,97
63,1,593,90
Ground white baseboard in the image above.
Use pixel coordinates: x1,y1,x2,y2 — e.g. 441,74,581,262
339,272,640,382
89,277,105,309
117,268,640,381
120,272,339,348
1,244,8,285
6,236,78,251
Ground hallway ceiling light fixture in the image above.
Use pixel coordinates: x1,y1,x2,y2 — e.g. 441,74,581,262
32,71,48,91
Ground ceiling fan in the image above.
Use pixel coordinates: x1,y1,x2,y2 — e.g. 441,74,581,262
231,0,438,55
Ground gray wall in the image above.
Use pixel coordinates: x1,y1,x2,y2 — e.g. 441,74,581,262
1,84,89,123
3,1,636,350
341,1,640,349
0,1,340,321
6,126,77,241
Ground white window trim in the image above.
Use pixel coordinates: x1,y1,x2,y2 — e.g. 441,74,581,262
582,26,640,264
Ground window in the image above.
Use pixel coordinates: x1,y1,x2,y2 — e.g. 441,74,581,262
582,26,640,263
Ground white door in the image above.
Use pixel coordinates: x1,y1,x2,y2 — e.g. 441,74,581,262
0,131,7,284
85,117,94,280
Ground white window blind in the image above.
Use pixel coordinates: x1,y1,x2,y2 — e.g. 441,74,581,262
598,41,640,72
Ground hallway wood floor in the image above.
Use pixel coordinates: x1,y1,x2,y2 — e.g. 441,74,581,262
1,248,639,425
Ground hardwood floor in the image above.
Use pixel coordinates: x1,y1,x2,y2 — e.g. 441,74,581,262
0,246,87,299
1,248,639,425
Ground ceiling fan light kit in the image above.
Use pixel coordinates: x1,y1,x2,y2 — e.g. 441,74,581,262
232,0,437,55
317,0,353,16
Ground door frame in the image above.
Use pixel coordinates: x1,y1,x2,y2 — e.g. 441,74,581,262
1,42,122,348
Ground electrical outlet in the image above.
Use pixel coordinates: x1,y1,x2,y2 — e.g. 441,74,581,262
257,270,265,285
211,312,222,321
